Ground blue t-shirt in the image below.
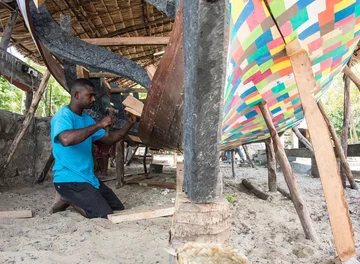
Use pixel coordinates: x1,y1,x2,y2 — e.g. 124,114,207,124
51,106,105,189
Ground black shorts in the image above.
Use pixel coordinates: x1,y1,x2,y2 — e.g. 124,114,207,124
54,181,124,219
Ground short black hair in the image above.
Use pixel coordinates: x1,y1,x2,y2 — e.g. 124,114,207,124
72,78,96,91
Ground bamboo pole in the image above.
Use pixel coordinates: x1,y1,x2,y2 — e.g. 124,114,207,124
258,101,317,242
265,138,277,192
1,70,51,173
318,101,358,190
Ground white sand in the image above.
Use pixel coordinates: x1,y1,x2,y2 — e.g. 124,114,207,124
0,164,359,263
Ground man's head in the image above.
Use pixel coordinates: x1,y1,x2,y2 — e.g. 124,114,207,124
70,78,96,109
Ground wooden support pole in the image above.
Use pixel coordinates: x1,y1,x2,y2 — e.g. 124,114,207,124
258,101,317,242
0,11,18,50
242,145,256,168
115,139,125,188
318,101,358,190
176,162,184,193
242,179,269,200
265,138,277,192
36,153,54,184
343,65,360,92
82,36,170,46
292,127,313,152
341,72,351,187
286,39,356,261
1,70,51,173
231,150,236,178
277,186,291,200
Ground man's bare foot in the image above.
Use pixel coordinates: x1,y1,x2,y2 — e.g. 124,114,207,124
49,191,70,214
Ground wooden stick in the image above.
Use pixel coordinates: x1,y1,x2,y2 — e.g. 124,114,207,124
340,72,351,187
1,70,51,173
343,65,360,92
231,150,236,178
176,162,184,192
277,186,292,200
0,210,32,218
115,139,125,188
292,127,313,152
108,207,175,224
36,153,54,184
242,145,256,168
286,39,355,259
258,101,317,242
265,138,277,192
318,101,358,190
241,179,269,200
143,146,149,176
82,36,170,46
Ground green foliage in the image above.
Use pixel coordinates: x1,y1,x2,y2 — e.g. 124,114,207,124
321,65,360,142
226,193,234,203
0,76,23,114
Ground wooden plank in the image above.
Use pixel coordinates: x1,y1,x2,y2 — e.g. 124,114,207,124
176,162,184,192
128,135,142,143
82,37,170,46
108,207,175,224
292,127,313,152
33,0,46,8
145,64,157,80
76,65,89,79
110,88,148,94
89,72,121,78
124,107,142,117
0,210,33,218
258,101,317,242
286,39,356,261
123,95,144,116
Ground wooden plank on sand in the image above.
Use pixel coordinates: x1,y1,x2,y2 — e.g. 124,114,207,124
108,207,175,224
0,210,33,218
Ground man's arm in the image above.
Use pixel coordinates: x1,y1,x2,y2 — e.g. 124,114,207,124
58,116,112,146
97,113,137,146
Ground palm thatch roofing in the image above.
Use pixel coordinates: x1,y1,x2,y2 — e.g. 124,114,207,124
0,0,173,86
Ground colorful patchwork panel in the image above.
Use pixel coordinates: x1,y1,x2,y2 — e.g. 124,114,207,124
221,0,360,149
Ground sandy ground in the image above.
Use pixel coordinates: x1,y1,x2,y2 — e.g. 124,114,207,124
0,163,360,264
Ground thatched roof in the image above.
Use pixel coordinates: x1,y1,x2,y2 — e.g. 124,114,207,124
0,0,173,69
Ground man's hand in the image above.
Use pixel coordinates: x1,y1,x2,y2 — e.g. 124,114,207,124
127,112,137,125
99,115,113,128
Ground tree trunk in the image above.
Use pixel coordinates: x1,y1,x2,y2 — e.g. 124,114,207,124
258,101,317,242
265,138,277,192
1,70,51,174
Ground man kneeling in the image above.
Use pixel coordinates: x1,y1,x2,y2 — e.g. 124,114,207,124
49,78,136,218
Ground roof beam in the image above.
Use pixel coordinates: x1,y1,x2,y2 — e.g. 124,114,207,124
110,87,147,93
82,36,170,46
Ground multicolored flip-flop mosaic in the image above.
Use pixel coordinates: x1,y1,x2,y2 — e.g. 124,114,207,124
222,0,360,149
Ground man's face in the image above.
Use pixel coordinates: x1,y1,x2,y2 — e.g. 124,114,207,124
77,85,96,109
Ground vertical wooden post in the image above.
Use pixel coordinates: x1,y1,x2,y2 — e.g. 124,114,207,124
1,70,51,173
317,101,358,190
231,150,235,178
176,162,184,193
143,146,148,176
343,65,360,92
0,11,18,50
340,72,351,187
265,138,277,192
115,139,125,188
286,39,356,261
173,152,177,167
258,101,317,241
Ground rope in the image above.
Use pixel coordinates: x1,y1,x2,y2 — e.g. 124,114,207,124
175,242,250,264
